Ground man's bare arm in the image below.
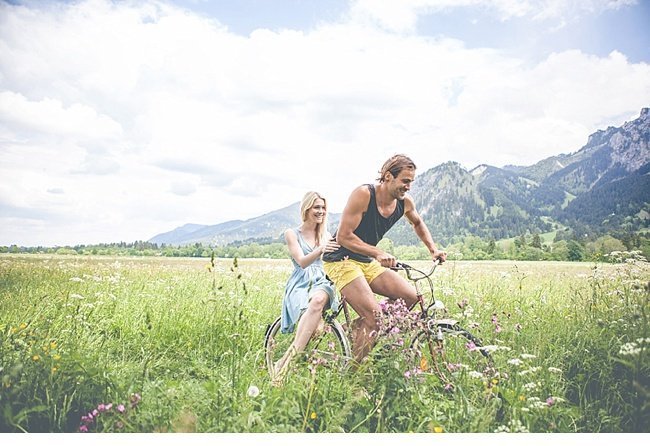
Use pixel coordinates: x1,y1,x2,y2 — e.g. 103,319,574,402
336,186,385,260
404,196,447,262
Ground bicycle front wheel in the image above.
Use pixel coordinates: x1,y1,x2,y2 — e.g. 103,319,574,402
263,317,351,378
410,323,493,384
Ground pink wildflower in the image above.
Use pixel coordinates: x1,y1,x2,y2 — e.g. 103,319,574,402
117,404,125,413
466,341,477,351
79,425,88,433
546,397,555,407
404,370,411,379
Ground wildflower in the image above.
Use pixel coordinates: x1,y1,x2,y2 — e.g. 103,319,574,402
466,341,477,351
32,355,40,361
115,421,124,429
520,353,536,360
523,382,539,391
130,393,142,408
51,367,58,373
432,300,445,310
247,385,260,398
519,395,526,402
117,404,126,413
546,397,555,407
70,277,84,282
548,367,563,374
79,425,88,433
97,404,107,413
444,383,454,391
310,412,317,420
507,358,523,366
518,366,540,376
404,370,411,379
446,362,463,372
433,426,444,433
480,345,499,353
52,354,61,361
469,370,484,379
19,323,27,330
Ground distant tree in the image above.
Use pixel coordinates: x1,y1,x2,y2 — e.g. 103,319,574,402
486,238,496,255
514,234,527,250
567,240,586,261
531,233,542,249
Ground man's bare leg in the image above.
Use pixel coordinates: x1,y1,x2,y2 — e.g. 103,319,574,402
340,276,381,362
369,269,418,307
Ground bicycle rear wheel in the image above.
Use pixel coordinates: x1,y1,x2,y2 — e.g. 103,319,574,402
264,316,351,378
410,323,493,384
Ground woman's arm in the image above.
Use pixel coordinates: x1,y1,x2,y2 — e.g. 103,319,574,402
285,229,326,269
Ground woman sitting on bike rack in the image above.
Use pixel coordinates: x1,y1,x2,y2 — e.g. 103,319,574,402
273,191,341,386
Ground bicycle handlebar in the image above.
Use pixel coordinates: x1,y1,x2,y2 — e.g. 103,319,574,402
391,259,441,281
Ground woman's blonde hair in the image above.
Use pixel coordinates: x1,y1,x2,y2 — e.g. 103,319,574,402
300,191,328,246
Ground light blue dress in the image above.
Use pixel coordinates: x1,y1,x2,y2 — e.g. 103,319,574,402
281,228,338,334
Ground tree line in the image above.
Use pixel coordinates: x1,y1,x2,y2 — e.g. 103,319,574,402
2,230,648,262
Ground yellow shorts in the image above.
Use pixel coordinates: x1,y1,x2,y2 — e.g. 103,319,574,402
323,259,386,291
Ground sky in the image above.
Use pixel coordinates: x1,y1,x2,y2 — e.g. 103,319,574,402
1,0,649,247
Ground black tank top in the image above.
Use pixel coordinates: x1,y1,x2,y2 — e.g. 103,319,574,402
323,184,404,263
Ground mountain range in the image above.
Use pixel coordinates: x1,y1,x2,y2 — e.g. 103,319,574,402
150,108,650,246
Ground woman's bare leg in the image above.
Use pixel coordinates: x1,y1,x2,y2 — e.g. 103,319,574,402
273,291,328,384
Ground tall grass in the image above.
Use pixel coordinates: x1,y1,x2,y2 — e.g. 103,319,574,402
0,254,647,432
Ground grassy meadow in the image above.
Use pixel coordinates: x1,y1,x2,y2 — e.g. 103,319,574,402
0,253,648,433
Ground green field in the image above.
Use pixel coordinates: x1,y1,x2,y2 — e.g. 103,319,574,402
0,254,648,433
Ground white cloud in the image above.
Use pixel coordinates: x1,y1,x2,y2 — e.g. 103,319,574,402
0,91,123,142
0,0,648,246
347,0,639,32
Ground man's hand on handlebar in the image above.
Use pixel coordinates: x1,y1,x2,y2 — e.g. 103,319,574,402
432,249,447,264
376,251,397,268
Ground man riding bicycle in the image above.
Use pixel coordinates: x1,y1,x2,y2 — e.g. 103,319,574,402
323,154,447,362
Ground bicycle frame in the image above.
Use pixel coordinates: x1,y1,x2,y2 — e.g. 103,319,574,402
324,260,458,339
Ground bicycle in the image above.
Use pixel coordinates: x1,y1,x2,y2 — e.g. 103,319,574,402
264,260,492,384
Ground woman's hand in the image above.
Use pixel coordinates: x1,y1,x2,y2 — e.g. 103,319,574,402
321,238,340,255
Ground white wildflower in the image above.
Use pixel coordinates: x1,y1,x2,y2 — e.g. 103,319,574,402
246,385,260,398
520,353,536,360
469,371,484,379
69,277,83,282
508,358,523,366
480,345,499,353
548,367,563,374
619,342,641,356
523,382,539,391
